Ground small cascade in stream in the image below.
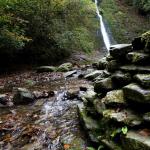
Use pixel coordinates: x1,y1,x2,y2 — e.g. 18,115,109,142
95,0,111,51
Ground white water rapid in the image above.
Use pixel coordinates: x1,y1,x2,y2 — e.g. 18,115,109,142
95,0,111,51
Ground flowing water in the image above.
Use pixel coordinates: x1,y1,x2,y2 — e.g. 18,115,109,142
0,71,92,150
95,0,111,51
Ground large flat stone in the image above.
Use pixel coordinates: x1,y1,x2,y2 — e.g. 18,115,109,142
94,77,115,93
126,52,149,64
111,71,132,88
134,74,150,88
109,44,132,59
84,70,104,80
120,65,150,73
123,83,150,104
103,90,127,107
102,109,142,127
122,130,150,150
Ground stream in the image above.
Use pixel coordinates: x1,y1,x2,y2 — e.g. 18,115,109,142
0,69,93,150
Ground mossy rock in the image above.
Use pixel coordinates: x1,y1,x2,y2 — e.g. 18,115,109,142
103,90,127,107
57,62,73,72
102,108,142,127
94,77,115,93
123,83,150,104
134,74,150,88
126,52,149,64
121,130,150,150
84,70,104,80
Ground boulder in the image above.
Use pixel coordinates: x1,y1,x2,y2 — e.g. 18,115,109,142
106,60,120,72
94,70,111,82
81,90,96,103
13,88,35,104
103,109,142,127
0,94,7,105
57,62,73,72
126,52,149,64
63,70,77,78
78,103,100,131
109,44,132,59
103,90,127,107
123,83,150,104
122,130,150,150
134,74,150,88
132,31,150,52
36,66,56,73
94,77,115,93
111,71,132,88
98,57,108,70
84,70,104,80
120,65,150,73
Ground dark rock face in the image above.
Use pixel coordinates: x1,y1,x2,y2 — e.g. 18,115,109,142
94,77,114,93
79,31,150,150
109,44,132,59
111,71,132,88
123,83,150,104
132,37,145,50
13,88,35,104
126,52,149,64
134,74,150,88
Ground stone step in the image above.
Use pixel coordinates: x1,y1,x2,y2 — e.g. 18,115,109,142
123,83,150,104
134,74,150,88
126,52,149,64
120,65,150,73
122,130,150,150
109,44,132,59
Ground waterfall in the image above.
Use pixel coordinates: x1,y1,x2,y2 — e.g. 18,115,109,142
95,0,111,51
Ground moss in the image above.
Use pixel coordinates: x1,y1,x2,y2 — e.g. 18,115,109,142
141,31,150,49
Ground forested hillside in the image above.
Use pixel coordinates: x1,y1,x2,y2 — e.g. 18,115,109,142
0,0,97,66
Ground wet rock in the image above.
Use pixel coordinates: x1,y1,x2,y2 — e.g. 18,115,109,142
123,83,150,104
109,44,132,59
63,70,77,78
81,90,96,103
0,94,7,105
101,139,122,150
78,103,100,131
103,109,142,127
106,54,114,61
33,90,52,99
94,70,111,82
106,60,120,72
94,77,114,93
134,74,150,88
132,31,150,52
13,88,35,104
66,89,79,99
103,90,127,107
126,52,149,64
36,66,56,73
111,71,132,88
57,62,73,72
122,130,150,150
143,112,150,122
97,57,108,70
93,99,106,115
132,37,146,50
84,70,104,80
120,65,150,73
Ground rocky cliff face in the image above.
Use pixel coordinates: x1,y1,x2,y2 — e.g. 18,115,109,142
78,31,150,149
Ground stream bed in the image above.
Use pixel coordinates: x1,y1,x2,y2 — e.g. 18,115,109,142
0,70,92,150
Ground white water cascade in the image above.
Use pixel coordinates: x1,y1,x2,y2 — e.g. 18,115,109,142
95,0,111,51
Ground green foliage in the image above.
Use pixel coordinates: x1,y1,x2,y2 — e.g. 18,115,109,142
101,0,150,43
111,126,128,138
0,0,97,66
